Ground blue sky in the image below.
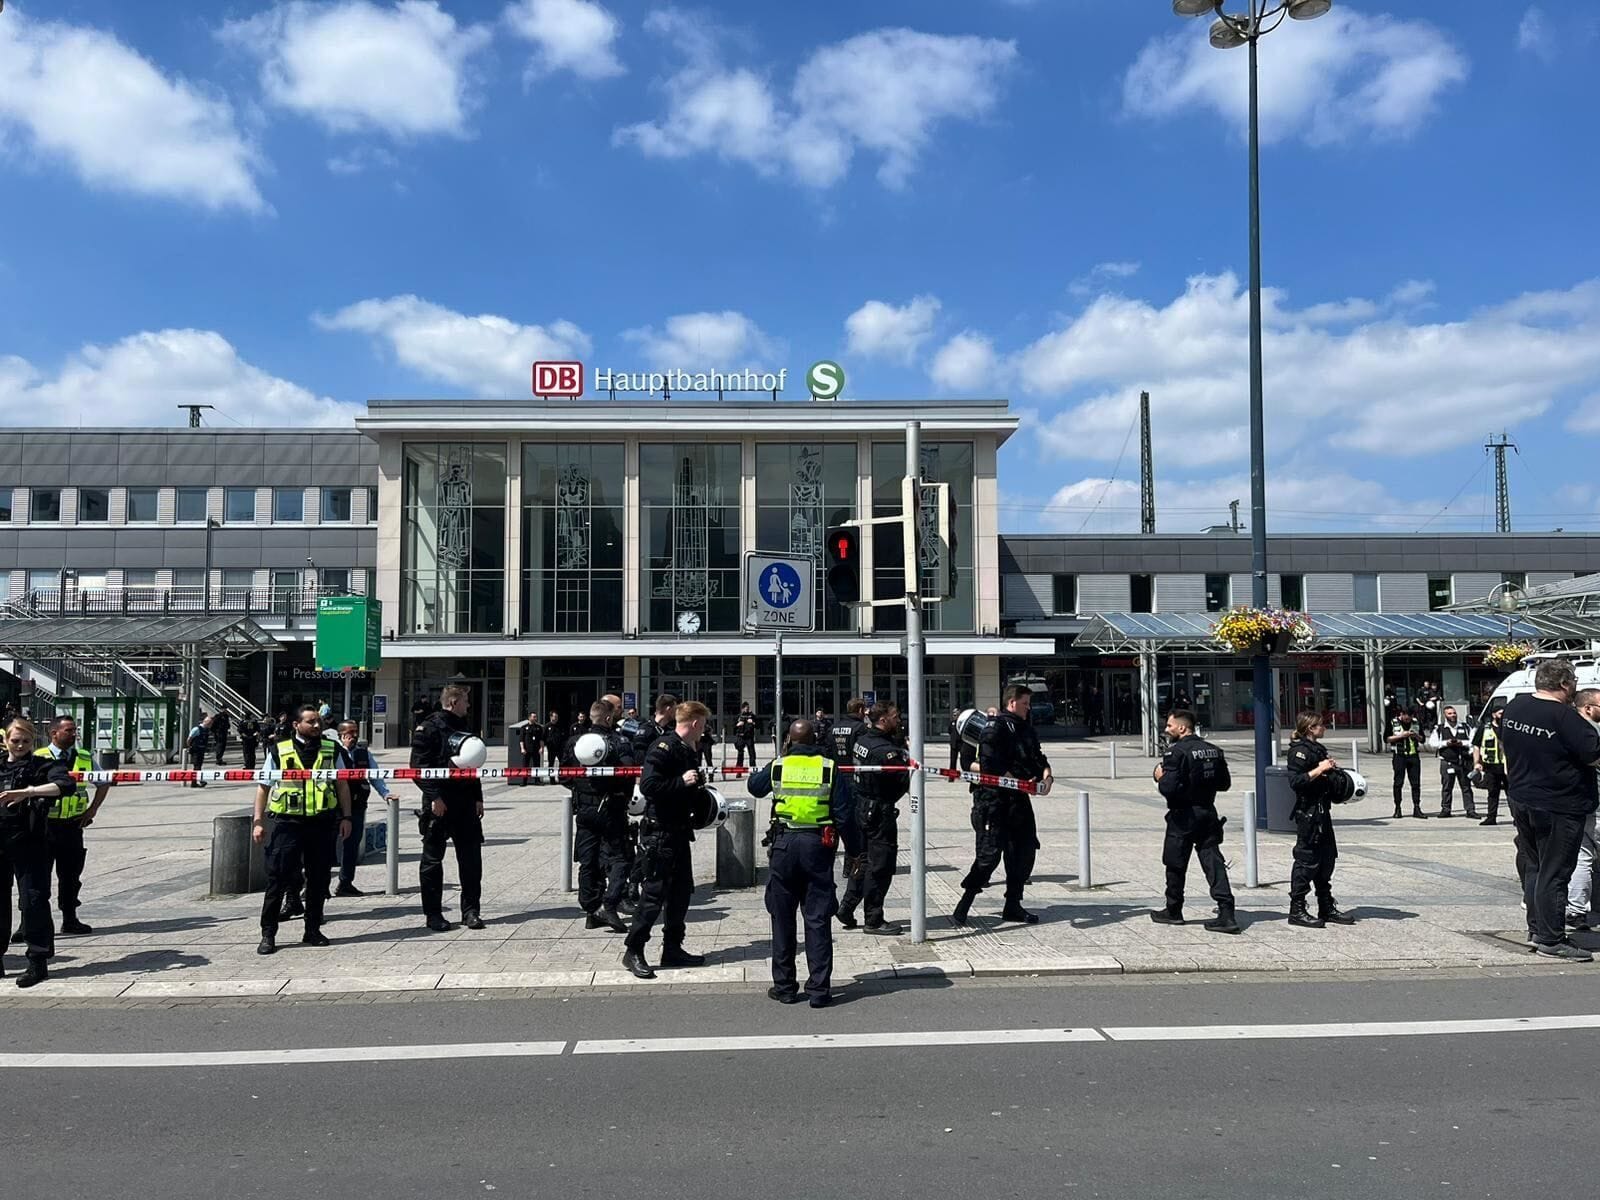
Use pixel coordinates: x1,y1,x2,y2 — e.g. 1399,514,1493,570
2,1,1597,534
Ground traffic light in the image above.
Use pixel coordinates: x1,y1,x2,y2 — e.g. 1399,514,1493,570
825,525,862,605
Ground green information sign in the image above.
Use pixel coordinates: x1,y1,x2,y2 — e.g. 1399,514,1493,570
315,596,383,672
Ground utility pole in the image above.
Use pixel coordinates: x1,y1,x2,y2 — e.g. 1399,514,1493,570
178,404,215,428
905,421,927,944
1485,433,1517,533
1139,390,1155,534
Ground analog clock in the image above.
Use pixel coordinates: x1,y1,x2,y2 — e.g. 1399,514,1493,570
677,610,702,635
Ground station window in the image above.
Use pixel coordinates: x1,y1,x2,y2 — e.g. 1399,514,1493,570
0,488,12,523
31,488,61,522
175,488,208,523
1130,573,1153,614
1427,576,1452,611
126,487,159,523
224,488,256,523
322,487,353,523
1280,573,1305,611
1051,574,1077,614
273,488,304,523
1204,573,1231,612
79,488,110,522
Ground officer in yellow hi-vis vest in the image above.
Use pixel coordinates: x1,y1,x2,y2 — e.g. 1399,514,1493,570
748,719,839,1008
29,716,109,937
1472,703,1509,827
252,704,352,956
1387,712,1426,820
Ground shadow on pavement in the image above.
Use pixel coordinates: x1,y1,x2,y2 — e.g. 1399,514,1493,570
90,916,235,936
1346,906,1420,922
53,949,211,977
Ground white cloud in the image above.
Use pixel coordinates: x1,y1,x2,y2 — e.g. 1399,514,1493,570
504,0,625,81
1069,260,1141,297
0,13,265,212
1124,9,1468,145
1009,274,1600,467
1565,393,1600,434
1389,279,1436,307
620,311,783,372
221,1,492,138
845,296,941,364
0,331,349,427
617,15,1017,188
930,332,1000,393
316,295,591,395
327,146,400,175
1518,7,1553,59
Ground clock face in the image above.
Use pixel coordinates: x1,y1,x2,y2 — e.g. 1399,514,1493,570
677,610,702,634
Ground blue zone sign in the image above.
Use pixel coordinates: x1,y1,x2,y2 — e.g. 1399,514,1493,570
746,554,815,631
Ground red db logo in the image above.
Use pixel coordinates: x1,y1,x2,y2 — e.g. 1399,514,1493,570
533,361,583,396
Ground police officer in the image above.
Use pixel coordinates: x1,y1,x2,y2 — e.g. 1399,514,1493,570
622,700,712,979
1387,711,1426,819
1149,709,1237,933
624,694,679,908
561,700,635,932
545,710,564,768
952,685,1054,926
32,716,108,936
827,697,868,909
411,684,486,932
519,711,544,783
1284,710,1355,928
212,707,232,765
1435,705,1478,819
240,712,259,772
253,705,353,955
838,703,910,935
733,703,759,768
1472,703,1508,826
749,719,838,1006
334,719,388,897
0,718,73,987
186,713,210,788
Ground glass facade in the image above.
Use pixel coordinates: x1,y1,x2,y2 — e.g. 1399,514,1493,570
401,442,507,635
755,442,858,632
870,441,975,633
521,443,625,633
756,656,855,730
640,443,741,633
869,655,976,738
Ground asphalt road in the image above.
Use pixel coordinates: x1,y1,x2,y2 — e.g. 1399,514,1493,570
7,972,1597,1199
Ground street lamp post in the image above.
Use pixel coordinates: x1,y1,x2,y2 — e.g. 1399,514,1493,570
1487,581,1524,642
203,518,219,614
1172,0,1331,803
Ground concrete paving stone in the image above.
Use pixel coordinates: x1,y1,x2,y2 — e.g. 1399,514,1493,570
437,971,595,990
969,955,1124,977
894,959,974,978
123,979,287,998
280,973,445,995
20,978,136,998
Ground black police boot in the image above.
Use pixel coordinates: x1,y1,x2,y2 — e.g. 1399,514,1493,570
836,905,859,930
280,895,305,920
616,897,638,918
1000,904,1039,925
1412,806,1429,819
951,889,977,926
1392,805,1401,819
425,914,453,932
1480,817,1497,826
15,958,48,989
257,933,276,956
1318,904,1356,926
660,946,707,968
462,911,486,931
767,985,805,1005
334,883,364,897
60,916,93,936
1204,908,1242,935
302,927,331,947
585,911,608,929
597,907,628,933
1149,907,1185,926
863,920,904,936
622,947,656,980
1287,904,1325,929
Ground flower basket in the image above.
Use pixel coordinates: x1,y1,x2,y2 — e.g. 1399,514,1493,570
1212,607,1314,656
1484,642,1535,671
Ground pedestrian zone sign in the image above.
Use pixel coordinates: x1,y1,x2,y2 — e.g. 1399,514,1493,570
745,553,815,631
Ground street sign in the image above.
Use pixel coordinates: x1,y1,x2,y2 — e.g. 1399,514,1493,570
744,553,815,631
315,596,383,672
623,691,638,713
806,360,844,400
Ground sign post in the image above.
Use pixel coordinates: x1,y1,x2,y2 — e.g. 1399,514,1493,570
905,422,928,944
745,554,816,865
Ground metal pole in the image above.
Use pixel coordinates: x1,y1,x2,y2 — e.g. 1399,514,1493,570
343,671,353,727
1246,27,1273,830
1077,789,1092,890
386,795,400,896
773,631,783,759
1243,789,1259,888
1109,740,1117,780
907,420,927,943
204,520,214,615
1351,738,1360,772
560,793,574,893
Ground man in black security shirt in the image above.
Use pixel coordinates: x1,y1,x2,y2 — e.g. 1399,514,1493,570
1499,658,1600,961
1434,705,1478,819
953,685,1054,926
1150,709,1238,934
622,700,712,980
410,684,486,932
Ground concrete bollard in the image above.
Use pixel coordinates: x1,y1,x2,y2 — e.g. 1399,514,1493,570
209,808,266,896
1243,789,1260,888
1351,739,1360,771
1109,741,1118,780
1077,789,1093,890
716,809,757,887
386,795,401,896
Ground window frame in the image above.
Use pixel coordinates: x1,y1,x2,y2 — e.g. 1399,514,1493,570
125,487,159,523
1427,576,1453,612
1280,573,1305,612
175,488,209,524
1130,573,1154,614
31,488,62,523
321,487,353,523
272,488,304,523
223,487,257,524
1204,573,1231,613
1051,574,1077,615
78,487,111,523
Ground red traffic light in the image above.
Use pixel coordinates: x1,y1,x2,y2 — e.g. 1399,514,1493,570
825,525,861,605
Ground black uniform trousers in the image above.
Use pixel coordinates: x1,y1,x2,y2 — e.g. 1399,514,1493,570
241,737,257,772
46,819,87,916
624,827,693,953
1482,766,1507,822
857,805,899,926
187,746,207,788
960,789,1038,905
766,827,837,999
1439,760,1476,816
1391,756,1421,810
260,814,337,935
735,740,759,767
1,818,54,960
1288,807,1338,910
213,733,230,765
1162,804,1234,913
337,795,368,888
1511,805,1587,947
573,803,629,913
419,801,483,919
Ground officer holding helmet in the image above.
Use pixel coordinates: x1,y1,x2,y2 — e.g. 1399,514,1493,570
838,703,911,935
562,700,635,932
411,683,487,932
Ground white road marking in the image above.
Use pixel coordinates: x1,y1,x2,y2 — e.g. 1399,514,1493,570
0,1041,566,1070
1102,1014,1600,1041
572,1028,1107,1055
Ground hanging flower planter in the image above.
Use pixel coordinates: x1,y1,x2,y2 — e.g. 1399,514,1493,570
1212,607,1315,656
1484,642,1536,671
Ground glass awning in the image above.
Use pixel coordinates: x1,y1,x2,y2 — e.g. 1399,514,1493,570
1076,610,1600,654
0,614,281,658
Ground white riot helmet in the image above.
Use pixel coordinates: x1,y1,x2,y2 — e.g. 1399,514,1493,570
1343,769,1368,801
955,707,991,749
447,733,488,770
628,783,647,817
689,786,730,830
573,732,609,767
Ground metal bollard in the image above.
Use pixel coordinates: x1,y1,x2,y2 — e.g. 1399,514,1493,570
1077,789,1093,890
560,793,575,893
386,795,400,896
1109,741,1118,780
1243,789,1259,888
1351,739,1360,771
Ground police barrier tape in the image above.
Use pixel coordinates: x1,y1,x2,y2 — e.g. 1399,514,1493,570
73,764,1045,795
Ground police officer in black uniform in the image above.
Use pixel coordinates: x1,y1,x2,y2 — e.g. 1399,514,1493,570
838,703,911,935
622,700,711,980
0,718,73,987
411,683,486,931
1150,709,1238,933
624,693,678,908
1434,705,1478,818
1284,710,1356,928
1473,703,1508,826
562,700,635,932
1388,711,1426,819
519,711,545,784
827,697,868,908
953,685,1054,926
733,703,759,768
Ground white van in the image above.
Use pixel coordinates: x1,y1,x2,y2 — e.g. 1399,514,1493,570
1478,653,1600,719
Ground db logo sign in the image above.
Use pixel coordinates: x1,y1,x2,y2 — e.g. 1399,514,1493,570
532,361,583,397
